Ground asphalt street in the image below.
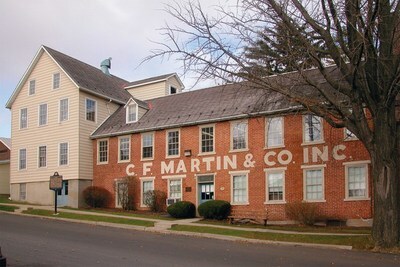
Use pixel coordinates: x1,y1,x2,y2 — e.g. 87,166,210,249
0,213,399,267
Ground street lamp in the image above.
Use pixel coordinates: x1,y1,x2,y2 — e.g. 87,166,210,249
49,171,63,215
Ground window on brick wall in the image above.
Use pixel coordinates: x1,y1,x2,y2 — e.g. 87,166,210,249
231,120,248,150
265,169,286,203
345,163,369,200
141,178,154,207
166,129,180,157
168,179,182,199
119,136,130,162
303,167,325,201
303,115,323,143
142,133,154,159
200,125,215,154
98,139,108,164
231,171,249,204
266,117,284,147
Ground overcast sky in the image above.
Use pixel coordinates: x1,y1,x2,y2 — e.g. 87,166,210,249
0,0,231,138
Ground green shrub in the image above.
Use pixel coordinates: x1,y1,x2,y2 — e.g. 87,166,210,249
83,186,111,208
198,200,231,220
143,190,167,212
167,201,196,218
285,201,318,226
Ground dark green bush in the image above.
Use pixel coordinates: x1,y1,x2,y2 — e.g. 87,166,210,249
167,201,196,218
83,186,111,208
198,200,231,220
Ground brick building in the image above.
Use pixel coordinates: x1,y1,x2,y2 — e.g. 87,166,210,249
92,82,372,226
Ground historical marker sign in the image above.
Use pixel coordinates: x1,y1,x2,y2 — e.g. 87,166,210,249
49,172,63,190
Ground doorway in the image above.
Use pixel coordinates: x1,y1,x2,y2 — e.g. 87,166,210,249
197,175,214,205
57,180,68,207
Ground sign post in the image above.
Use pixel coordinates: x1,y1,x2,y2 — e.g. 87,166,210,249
49,172,63,215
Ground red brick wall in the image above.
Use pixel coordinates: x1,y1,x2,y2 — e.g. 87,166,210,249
93,114,372,221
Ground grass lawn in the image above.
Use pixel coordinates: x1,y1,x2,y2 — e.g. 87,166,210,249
0,204,19,212
22,208,155,227
171,225,374,250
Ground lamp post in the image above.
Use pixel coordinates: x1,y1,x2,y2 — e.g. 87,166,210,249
49,172,63,215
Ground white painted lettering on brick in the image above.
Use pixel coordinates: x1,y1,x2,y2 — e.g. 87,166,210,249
264,151,277,166
202,157,215,171
277,150,293,165
191,158,200,172
312,146,328,162
333,144,346,160
143,162,153,175
126,164,135,176
224,155,237,170
176,160,187,173
161,161,174,174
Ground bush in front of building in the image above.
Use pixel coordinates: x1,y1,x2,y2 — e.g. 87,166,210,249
198,200,231,220
285,201,318,226
83,186,111,208
143,190,167,212
167,201,196,218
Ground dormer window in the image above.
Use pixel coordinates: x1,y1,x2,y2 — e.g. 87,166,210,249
126,103,137,123
169,86,177,95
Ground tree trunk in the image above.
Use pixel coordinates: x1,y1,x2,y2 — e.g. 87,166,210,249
370,105,400,248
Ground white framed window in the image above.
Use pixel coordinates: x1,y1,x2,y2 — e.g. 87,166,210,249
29,80,36,95
98,139,108,164
20,108,28,129
86,98,96,122
53,73,60,89
115,180,127,208
169,86,177,95
168,179,182,199
303,167,325,202
126,103,137,123
265,168,286,203
231,120,248,151
141,132,154,160
59,142,68,166
38,146,47,168
166,129,180,157
266,117,284,148
20,183,26,201
230,171,249,205
118,136,130,162
344,128,358,141
140,178,155,207
39,103,48,126
59,98,69,122
345,163,369,200
19,148,27,170
200,125,215,154
303,115,323,143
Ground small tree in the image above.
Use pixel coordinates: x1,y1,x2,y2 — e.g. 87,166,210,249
83,186,111,208
143,190,167,212
115,176,135,211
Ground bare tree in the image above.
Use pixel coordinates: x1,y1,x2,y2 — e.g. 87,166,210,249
147,0,400,248
115,176,136,211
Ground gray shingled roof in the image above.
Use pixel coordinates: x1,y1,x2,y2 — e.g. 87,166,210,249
125,73,176,89
91,83,298,138
0,137,11,150
44,46,132,104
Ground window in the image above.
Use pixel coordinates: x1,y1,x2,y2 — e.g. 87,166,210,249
141,179,154,206
344,128,357,141
86,98,96,122
167,130,180,157
19,149,27,170
119,136,130,162
53,73,60,89
303,115,323,143
231,121,247,150
266,170,285,202
200,125,214,154
142,133,154,159
59,143,68,166
126,103,137,123
20,183,26,201
266,117,284,147
231,172,248,204
346,164,368,199
38,146,47,168
169,179,182,199
304,168,324,201
59,99,69,122
169,86,177,95
98,139,108,164
20,108,28,129
39,104,47,126
29,80,35,95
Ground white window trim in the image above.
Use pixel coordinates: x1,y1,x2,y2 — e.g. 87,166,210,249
302,165,326,202
118,135,131,163
18,148,27,171
52,72,61,89
230,170,250,205
126,103,138,123
38,103,48,127
167,177,183,199
37,145,47,169
166,129,180,158
28,79,36,96
198,124,216,156
140,177,155,207
344,162,370,201
114,179,125,208
230,120,249,152
141,132,154,161
19,107,28,130
97,138,109,165
169,85,177,95
85,98,97,122
264,167,287,204
58,142,69,167
344,128,358,141
265,116,285,149
302,115,324,145
59,98,69,123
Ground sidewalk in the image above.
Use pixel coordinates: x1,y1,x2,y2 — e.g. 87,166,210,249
1,203,362,250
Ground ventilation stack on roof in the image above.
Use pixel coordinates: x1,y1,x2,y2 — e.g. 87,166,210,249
100,57,112,76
